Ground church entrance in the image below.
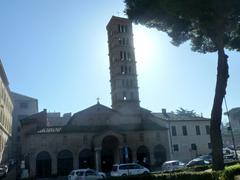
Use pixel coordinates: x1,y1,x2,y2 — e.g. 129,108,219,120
57,150,73,176
101,136,119,173
154,144,166,166
137,145,150,169
79,149,94,169
36,151,51,178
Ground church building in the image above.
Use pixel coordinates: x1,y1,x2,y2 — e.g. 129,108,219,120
20,16,210,178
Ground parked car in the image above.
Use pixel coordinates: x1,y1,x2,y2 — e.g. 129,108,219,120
0,167,6,177
68,168,105,180
161,160,185,172
185,158,210,167
197,155,212,163
111,163,149,176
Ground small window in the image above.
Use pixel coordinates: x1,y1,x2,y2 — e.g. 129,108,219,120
195,125,201,135
173,144,179,152
118,38,122,45
171,126,177,136
118,24,121,32
182,126,188,136
191,144,197,150
208,143,211,149
120,51,123,60
205,125,210,135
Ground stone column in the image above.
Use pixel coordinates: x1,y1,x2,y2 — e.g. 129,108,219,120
95,147,101,171
52,154,57,175
119,147,123,163
132,148,137,163
29,154,35,178
73,153,78,170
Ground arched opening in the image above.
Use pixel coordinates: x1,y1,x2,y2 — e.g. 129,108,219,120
79,149,94,169
137,145,150,168
154,144,167,166
122,147,133,163
57,150,73,176
36,151,51,178
101,136,119,173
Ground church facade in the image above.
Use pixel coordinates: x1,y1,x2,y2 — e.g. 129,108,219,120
20,16,210,178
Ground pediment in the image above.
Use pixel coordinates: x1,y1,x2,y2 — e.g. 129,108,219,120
67,103,117,126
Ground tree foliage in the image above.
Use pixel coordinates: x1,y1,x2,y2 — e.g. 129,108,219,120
176,108,198,117
125,0,240,53
124,0,240,170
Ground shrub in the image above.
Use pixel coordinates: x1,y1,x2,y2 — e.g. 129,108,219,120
220,163,240,180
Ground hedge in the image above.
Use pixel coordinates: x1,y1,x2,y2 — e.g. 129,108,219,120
109,171,219,180
109,163,240,180
220,163,240,180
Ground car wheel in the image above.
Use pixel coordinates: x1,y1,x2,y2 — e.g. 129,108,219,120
122,174,127,176
143,171,148,175
101,175,105,179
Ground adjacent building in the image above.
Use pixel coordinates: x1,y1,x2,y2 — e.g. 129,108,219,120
154,109,211,161
0,60,13,163
20,16,211,178
11,92,38,161
222,108,240,147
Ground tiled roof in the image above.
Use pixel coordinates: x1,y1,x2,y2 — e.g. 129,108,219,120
153,112,209,121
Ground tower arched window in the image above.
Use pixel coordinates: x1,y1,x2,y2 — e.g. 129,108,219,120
118,38,122,45
120,51,123,60
121,66,124,74
127,52,131,61
125,66,127,74
129,66,132,74
124,52,127,60
123,91,127,100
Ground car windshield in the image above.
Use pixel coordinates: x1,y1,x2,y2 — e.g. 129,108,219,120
112,165,118,171
76,171,84,176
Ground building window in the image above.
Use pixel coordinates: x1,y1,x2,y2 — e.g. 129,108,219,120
127,52,131,61
208,143,211,149
123,91,127,100
20,102,28,109
191,144,197,151
205,125,210,135
120,51,123,60
173,144,179,152
195,125,201,135
182,126,188,136
139,133,144,142
171,126,177,136
118,24,121,32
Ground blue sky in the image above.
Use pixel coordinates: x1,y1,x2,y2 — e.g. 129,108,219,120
0,1,239,121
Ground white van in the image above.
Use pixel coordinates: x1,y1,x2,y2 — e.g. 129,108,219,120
111,163,149,177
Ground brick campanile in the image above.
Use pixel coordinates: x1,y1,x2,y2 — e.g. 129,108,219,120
106,16,140,112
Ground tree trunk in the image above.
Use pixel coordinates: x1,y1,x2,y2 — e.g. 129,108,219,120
210,46,229,170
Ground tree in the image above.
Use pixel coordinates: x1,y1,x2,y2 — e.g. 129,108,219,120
124,0,240,170
176,108,198,117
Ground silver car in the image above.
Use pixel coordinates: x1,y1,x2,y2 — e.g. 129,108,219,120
161,160,185,172
68,169,105,180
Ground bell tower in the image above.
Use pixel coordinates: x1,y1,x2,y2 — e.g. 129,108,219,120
106,16,140,112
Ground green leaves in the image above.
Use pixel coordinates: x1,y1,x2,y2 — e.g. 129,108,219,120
124,0,240,52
